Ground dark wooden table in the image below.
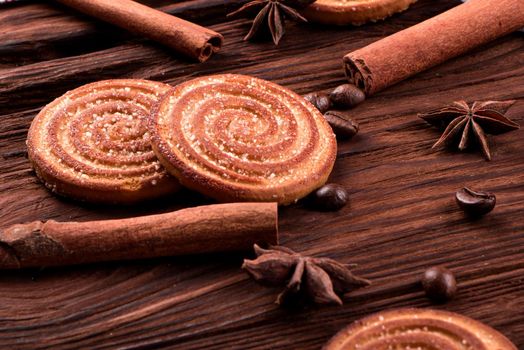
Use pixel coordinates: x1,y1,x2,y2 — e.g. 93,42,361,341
1,1,523,349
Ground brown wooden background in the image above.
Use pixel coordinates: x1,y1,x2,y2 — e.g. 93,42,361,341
1,0,523,349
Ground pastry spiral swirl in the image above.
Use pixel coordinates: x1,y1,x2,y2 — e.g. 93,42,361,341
27,79,180,203
302,0,418,26
150,74,337,205
323,308,517,350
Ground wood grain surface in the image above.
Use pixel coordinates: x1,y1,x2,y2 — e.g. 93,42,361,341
1,0,523,349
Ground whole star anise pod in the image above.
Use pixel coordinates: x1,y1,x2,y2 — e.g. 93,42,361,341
242,244,371,306
227,0,316,45
419,100,519,160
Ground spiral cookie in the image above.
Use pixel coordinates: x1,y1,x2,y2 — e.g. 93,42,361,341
27,79,180,204
323,308,517,350
302,0,418,26
150,74,337,205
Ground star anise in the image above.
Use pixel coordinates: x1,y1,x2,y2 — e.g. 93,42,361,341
419,100,520,160
242,244,370,306
227,0,315,45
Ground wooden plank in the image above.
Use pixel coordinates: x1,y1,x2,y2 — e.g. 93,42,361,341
0,0,523,348
0,0,249,65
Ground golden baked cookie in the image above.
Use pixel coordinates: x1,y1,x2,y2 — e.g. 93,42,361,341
323,308,517,350
302,0,418,26
27,79,180,204
150,74,337,205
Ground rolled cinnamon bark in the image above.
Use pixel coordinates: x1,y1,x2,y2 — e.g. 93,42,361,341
56,0,223,62
344,0,524,95
0,203,278,269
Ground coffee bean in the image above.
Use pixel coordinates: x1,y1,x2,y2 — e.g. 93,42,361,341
329,84,365,109
303,92,332,113
422,266,457,302
323,111,359,139
312,184,349,211
455,187,496,216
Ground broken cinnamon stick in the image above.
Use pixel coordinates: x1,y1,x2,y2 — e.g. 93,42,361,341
56,0,223,62
0,202,278,269
344,0,524,95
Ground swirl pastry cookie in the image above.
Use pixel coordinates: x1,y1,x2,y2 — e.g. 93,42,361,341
150,74,337,205
27,79,180,204
323,308,517,350
302,0,418,26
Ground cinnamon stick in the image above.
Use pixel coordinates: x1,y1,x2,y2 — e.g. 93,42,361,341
56,0,223,62
343,0,524,96
0,203,278,269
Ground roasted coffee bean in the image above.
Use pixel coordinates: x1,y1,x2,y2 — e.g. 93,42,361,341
312,183,349,211
329,84,365,109
455,187,496,216
303,92,332,113
323,111,359,139
422,266,457,302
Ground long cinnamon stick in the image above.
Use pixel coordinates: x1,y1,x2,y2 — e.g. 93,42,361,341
56,0,223,62
0,203,278,269
343,0,524,96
